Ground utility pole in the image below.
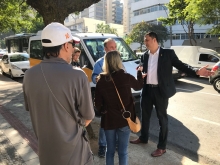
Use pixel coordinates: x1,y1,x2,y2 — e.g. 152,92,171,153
159,4,172,46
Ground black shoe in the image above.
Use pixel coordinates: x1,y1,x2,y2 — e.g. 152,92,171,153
98,146,106,158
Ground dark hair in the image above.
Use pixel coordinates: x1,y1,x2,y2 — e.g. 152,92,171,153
145,32,158,42
42,45,63,59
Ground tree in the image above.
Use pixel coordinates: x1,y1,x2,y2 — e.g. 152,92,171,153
0,0,40,33
95,23,118,35
123,35,133,45
158,0,198,46
26,0,101,25
184,0,220,34
0,0,100,33
128,21,169,51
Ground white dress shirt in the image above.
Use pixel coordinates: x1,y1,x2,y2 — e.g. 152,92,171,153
147,47,160,85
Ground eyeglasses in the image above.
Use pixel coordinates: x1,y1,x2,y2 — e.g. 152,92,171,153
68,42,75,48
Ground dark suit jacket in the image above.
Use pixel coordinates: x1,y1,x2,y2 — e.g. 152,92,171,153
141,47,198,98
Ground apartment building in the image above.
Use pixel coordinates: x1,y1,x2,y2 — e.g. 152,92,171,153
64,0,123,34
127,0,215,48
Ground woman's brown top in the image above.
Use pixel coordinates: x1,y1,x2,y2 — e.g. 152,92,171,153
94,69,143,130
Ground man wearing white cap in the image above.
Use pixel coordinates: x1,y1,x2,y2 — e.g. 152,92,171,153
23,22,94,165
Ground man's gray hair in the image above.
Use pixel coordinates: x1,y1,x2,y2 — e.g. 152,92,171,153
104,38,115,48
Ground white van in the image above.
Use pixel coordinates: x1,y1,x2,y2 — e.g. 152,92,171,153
171,46,220,70
27,31,142,100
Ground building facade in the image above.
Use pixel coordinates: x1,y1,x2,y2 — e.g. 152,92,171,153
64,17,124,37
64,0,123,36
106,0,123,24
128,0,216,48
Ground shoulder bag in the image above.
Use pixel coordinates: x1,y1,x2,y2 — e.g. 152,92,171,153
111,77,141,133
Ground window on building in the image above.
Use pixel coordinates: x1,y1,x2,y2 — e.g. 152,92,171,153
172,34,180,40
180,34,186,40
134,11,139,16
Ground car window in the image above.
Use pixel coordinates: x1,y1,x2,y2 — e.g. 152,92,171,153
199,54,219,62
9,54,29,62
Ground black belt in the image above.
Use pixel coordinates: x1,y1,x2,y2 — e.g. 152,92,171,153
147,84,159,87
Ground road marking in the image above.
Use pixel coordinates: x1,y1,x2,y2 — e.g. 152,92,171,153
176,87,220,96
193,116,220,126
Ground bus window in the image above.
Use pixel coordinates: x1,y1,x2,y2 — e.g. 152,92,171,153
23,38,29,52
30,40,43,60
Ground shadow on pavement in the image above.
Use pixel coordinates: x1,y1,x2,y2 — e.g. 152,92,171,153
0,74,23,84
150,109,199,162
175,80,204,93
135,103,200,163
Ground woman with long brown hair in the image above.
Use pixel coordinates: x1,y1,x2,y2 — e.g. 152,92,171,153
94,50,143,165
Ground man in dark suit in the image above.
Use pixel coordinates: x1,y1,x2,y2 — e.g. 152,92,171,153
130,32,213,157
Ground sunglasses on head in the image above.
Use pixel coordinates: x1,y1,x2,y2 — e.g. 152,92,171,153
68,42,75,48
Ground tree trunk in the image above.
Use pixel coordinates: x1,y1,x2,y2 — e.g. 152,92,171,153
26,0,101,25
140,43,143,52
188,21,197,46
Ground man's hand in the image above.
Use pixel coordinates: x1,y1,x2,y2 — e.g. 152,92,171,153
196,65,214,77
85,120,92,127
137,66,147,78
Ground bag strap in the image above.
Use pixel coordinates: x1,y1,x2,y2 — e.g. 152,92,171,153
111,77,126,113
40,64,83,126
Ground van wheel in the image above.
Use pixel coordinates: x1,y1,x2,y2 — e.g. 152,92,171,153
9,70,14,79
213,78,220,93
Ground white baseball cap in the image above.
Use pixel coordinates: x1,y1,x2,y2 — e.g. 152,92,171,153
41,22,80,47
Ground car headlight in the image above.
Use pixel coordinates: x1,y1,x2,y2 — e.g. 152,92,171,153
11,64,20,70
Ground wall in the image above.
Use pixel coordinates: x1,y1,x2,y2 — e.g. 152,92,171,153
183,38,220,53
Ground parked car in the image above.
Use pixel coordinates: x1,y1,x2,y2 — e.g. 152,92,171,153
0,53,30,79
172,67,186,80
0,49,7,61
209,61,220,93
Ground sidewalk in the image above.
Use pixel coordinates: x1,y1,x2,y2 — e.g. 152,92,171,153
0,75,202,165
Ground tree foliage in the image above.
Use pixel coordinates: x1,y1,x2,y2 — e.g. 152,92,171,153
124,35,133,45
95,23,118,35
158,0,198,46
0,0,43,33
184,0,220,34
128,21,169,51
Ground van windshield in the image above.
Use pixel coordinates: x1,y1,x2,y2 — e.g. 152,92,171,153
83,38,137,62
